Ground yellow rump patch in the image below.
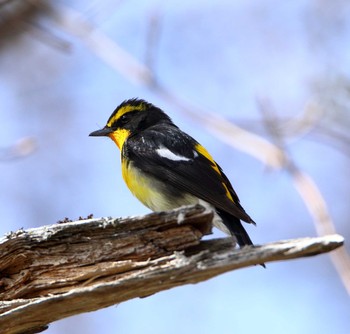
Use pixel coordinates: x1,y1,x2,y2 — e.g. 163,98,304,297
109,129,131,150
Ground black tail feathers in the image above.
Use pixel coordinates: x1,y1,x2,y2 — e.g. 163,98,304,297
217,210,254,247
217,210,266,268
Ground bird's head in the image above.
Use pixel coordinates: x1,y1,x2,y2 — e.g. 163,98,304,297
89,98,172,149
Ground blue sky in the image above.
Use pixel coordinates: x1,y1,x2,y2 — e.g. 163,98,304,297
1,1,350,333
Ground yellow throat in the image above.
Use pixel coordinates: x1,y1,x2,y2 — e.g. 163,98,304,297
109,129,130,149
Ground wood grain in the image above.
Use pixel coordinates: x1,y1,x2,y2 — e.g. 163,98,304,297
0,205,343,334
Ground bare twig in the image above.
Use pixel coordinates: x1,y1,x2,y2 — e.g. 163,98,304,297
31,3,350,294
0,137,37,162
257,97,350,295
23,20,72,52
0,0,43,32
41,3,286,167
144,9,162,78
0,205,343,334
42,3,153,86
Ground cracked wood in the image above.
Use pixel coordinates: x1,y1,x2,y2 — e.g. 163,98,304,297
0,205,344,334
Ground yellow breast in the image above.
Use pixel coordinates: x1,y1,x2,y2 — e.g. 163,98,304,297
121,159,197,211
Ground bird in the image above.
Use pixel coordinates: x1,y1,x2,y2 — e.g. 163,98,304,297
89,98,258,248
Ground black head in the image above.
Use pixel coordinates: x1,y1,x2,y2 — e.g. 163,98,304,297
89,98,173,137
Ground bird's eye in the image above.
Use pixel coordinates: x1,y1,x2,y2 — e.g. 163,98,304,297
119,113,131,125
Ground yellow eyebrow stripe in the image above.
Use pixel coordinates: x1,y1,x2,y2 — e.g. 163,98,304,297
107,103,146,127
195,143,234,203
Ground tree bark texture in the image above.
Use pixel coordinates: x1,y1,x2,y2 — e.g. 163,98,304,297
0,205,344,334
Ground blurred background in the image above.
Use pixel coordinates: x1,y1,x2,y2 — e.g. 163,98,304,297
1,0,350,333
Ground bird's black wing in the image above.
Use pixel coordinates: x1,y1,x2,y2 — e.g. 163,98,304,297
126,126,254,224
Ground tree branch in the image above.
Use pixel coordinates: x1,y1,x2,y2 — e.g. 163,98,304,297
4,0,349,296
0,205,344,334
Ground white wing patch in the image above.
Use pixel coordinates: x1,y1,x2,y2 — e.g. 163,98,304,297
156,146,192,162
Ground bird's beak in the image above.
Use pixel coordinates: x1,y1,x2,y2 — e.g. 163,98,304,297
89,127,113,137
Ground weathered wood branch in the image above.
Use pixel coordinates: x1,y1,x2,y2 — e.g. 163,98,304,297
0,205,344,334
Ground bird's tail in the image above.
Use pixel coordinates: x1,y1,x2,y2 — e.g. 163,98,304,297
217,209,254,247
217,210,266,268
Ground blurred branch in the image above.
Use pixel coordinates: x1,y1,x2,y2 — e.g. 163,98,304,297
258,97,350,295
267,99,350,157
0,205,343,334
311,123,350,155
23,20,72,52
145,9,162,78
0,0,43,33
41,2,153,86
0,137,37,162
27,3,350,295
38,3,285,167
